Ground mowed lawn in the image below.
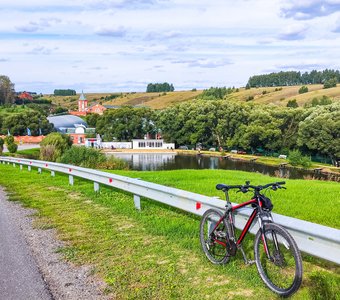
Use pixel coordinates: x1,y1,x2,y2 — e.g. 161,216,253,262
0,164,339,299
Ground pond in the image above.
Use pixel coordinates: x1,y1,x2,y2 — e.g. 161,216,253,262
109,153,339,181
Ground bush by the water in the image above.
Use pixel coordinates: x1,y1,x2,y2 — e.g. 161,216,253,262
288,150,312,168
60,146,128,170
60,146,106,168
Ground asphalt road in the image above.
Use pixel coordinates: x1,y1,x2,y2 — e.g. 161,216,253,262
0,189,52,300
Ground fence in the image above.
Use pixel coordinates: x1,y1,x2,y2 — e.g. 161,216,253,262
1,156,339,265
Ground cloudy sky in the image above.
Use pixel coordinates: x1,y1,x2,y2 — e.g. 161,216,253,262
1,0,340,93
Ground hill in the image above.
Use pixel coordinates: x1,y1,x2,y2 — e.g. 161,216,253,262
46,84,340,110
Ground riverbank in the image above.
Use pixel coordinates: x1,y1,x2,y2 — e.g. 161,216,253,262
102,148,177,154
175,149,340,176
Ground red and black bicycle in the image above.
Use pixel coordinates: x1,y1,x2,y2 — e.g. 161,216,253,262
199,181,303,297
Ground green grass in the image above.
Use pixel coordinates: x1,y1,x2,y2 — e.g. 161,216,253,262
112,169,340,229
2,148,40,159
0,163,339,299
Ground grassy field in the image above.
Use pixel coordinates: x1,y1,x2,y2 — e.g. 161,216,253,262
0,163,339,299
45,84,340,110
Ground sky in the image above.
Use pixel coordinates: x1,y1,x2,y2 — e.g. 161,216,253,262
1,0,340,94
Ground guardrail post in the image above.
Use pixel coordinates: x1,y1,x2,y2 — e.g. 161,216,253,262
28,166,31,171
94,182,100,192
13,163,16,167
51,171,55,177
69,175,74,186
7,162,10,165
20,165,23,170
134,195,141,210
38,167,42,174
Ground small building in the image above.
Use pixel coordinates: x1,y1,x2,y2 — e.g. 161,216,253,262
47,114,95,145
69,91,88,116
132,139,175,150
18,91,33,101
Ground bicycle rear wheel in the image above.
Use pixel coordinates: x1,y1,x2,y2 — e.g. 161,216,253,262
254,223,303,297
199,209,231,265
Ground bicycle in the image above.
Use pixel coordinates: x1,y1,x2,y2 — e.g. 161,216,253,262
199,181,303,297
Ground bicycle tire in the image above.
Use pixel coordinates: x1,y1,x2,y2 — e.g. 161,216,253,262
254,222,303,297
199,209,232,265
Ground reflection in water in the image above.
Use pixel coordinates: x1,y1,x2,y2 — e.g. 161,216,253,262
110,153,337,181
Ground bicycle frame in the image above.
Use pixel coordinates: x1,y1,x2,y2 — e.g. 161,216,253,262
210,196,273,260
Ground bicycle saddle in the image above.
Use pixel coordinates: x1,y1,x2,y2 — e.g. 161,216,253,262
216,184,228,190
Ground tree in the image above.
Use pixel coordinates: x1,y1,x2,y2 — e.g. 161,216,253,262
2,111,53,136
146,83,175,93
53,89,76,96
287,99,298,108
323,78,337,89
298,86,308,94
297,103,340,164
95,106,157,141
0,75,16,105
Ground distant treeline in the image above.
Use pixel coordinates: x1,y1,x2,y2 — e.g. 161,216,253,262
53,89,77,96
146,82,175,93
247,69,340,87
198,87,238,100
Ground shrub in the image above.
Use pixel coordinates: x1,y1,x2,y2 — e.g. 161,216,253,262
323,78,337,89
98,155,129,170
287,99,298,108
7,142,18,153
4,135,14,146
288,150,311,168
246,95,254,101
40,133,72,162
59,146,106,168
262,90,267,95
40,145,61,162
298,85,308,94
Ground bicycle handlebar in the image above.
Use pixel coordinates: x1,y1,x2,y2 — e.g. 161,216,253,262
216,181,286,193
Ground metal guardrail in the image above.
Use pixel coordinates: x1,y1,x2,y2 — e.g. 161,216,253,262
1,156,340,265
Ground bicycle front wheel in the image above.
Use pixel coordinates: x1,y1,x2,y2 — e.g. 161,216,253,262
199,209,231,265
254,223,303,297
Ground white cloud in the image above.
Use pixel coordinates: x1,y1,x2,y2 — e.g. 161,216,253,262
0,0,339,93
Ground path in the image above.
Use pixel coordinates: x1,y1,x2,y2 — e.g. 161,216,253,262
0,188,52,300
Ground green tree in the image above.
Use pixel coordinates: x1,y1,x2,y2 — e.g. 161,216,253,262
298,86,308,94
2,111,53,136
323,78,337,89
288,149,311,167
287,99,298,108
297,103,340,164
96,106,156,141
0,75,16,105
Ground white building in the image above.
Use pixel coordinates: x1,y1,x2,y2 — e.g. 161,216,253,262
132,139,175,150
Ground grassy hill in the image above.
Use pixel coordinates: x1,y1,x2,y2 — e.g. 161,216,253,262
46,84,340,110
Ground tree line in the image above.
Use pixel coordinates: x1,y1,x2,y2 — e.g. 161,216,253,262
86,101,339,165
146,82,174,93
247,69,340,87
0,110,53,136
53,89,77,96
